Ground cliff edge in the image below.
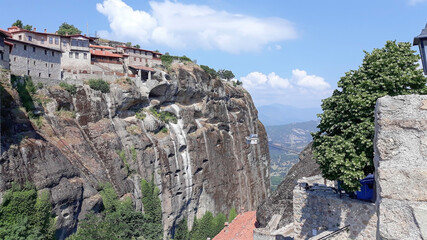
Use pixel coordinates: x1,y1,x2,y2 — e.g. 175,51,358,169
0,63,270,239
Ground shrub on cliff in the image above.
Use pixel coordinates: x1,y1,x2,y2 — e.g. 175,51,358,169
141,179,163,240
59,82,77,95
200,65,218,79
88,79,110,93
312,41,427,192
0,182,55,240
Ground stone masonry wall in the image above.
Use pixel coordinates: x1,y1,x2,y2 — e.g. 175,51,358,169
293,183,377,239
374,95,427,240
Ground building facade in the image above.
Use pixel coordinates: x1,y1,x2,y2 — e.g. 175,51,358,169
8,38,61,79
116,46,162,67
0,29,12,69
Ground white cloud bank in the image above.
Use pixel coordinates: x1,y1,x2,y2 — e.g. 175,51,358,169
240,70,333,108
96,0,297,53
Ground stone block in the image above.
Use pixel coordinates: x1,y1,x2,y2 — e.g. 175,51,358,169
377,168,427,201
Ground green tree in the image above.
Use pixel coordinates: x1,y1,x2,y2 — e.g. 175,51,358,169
312,41,427,192
69,183,146,240
212,213,226,235
126,42,132,47
23,25,33,31
228,207,237,223
200,65,218,79
0,182,55,240
12,19,23,28
217,69,235,81
134,44,141,49
141,179,163,240
57,22,81,35
174,218,189,240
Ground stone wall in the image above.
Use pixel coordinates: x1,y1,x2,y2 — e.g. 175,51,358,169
374,95,427,240
9,40,61,80
293,180,377,240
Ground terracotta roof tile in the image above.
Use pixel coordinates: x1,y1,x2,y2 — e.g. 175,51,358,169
213,211,257,240
129,65,155,72
90,49,123,58
90,44,115,50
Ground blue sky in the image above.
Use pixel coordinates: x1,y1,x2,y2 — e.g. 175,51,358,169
1,0,426,109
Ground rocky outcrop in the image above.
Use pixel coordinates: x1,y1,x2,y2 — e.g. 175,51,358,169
256,142,320,228
374,95,427,240
0,64,270,239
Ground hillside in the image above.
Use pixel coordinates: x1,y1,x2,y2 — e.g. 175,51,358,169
265,120,318,190
257,104,320,126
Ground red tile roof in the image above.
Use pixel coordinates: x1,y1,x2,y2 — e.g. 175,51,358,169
119,45,163,55
90,49,123,58
0,28,12,38
129,65,155,72
90,44,115,50
213,211,257,240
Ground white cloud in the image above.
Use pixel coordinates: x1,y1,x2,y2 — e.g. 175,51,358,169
240,70,332,108
408,0,427,5
96,0,297,53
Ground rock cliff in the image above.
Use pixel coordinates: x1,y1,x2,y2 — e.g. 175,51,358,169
256,142,320,228
0,64,270,239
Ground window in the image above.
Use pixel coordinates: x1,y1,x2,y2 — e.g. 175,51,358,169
39,73,41,77
51,64,53,68
63,40,67,46
45,63,47,67
0,52,3,60
48,74,51,78
33,46,36,52
34,61,36,65
41,37,45,44
45,50,47,55
55,38,59,45
18,35,22,40
49,37,53,44
84,53,87,59
134,57,136,61
24,45,27,51
14,57,16,62
28,70,30,75
75,52,79,59
52,51,54,57
28,36,32,41
140,58,142,62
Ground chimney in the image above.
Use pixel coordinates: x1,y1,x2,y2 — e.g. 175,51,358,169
44,29,47,33
224,222,229,232
33,27,36,32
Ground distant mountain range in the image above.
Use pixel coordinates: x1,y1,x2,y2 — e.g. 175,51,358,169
266,120,319,191
257,104,321,126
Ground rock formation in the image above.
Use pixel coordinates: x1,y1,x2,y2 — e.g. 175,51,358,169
256,142,320,228
0,64,270,239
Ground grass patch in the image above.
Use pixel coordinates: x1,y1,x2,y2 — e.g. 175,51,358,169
150,108,177,124
11,75,36,118
135,109,146,120
88,79,110,93
160,127,168,134
55,110,76,119
161,54,192,68
130,146,137,162
126,124,142,135
59,82,77,95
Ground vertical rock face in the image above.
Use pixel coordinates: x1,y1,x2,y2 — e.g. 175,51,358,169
374,95,427,240
256,143,320,228
0,64,270,239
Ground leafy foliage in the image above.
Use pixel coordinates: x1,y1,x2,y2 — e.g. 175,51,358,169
0,183,55,240
174,219,189,240
134,44,141,49
228,207,237,223
88,79,110,93
11,75,36,116
69,183,146,240
125,42,132,47
141,179,163,240
161,54,192,68
188,211,226,240
135,108,146,120
150,107,177,124
57,22,81,35
12,19,32,30
312,41,427,192
200,65,218,79
59,82,77,95
218,69,235,81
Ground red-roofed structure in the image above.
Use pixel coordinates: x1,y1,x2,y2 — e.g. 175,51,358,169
90,44,115,50
213,211,257,240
